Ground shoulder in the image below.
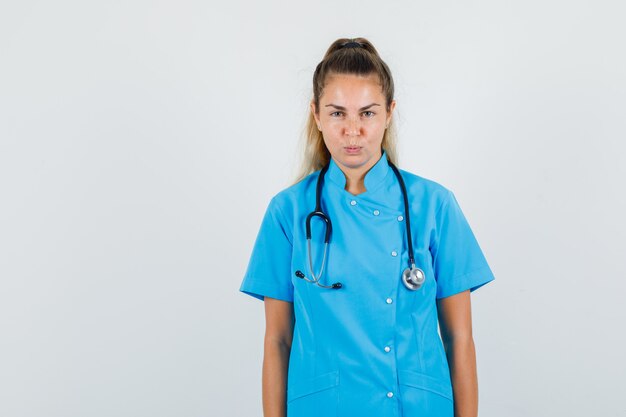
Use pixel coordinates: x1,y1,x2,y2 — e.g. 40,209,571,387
396,167,454,213
266,171,319,217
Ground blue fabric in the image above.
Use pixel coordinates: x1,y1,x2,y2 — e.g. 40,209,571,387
240,151,495,417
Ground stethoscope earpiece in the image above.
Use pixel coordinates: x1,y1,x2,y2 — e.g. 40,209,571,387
295,270,342,290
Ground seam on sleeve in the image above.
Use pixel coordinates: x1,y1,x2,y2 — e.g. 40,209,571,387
434,189,452,220
431,189,452,249
270,196,294,246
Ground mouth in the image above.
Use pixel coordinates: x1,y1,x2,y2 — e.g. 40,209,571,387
344,146,362,154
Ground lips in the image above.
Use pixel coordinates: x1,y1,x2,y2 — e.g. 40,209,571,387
344,146,362,154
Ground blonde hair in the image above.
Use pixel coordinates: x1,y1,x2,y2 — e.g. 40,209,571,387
292,37,398,185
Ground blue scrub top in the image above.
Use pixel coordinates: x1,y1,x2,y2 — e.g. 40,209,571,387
239,151,495,417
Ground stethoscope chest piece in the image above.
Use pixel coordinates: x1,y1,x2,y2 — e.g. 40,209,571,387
402,265,426,291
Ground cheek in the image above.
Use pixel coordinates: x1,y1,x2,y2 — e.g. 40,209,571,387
322,135,340,149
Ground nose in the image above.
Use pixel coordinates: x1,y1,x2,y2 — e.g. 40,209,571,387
344,116,361,137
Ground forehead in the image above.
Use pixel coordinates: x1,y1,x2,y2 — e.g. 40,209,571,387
321,73,384,102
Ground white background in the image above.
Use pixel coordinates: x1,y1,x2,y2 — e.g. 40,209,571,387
1,1,625,416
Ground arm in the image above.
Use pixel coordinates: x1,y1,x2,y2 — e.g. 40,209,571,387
436,290,478,417
262,296,295,417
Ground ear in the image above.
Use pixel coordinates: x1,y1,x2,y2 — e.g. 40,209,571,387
386,99,397,126
310,101,321,130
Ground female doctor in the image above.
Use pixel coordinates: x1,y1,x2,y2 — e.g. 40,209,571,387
239,37,496,417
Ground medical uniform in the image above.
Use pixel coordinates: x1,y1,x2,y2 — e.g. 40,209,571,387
239,151,495,417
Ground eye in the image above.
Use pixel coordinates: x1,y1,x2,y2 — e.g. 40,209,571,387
362,111,375,117
330,111,343,117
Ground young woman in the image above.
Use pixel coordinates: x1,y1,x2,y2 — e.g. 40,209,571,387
239,37,496,417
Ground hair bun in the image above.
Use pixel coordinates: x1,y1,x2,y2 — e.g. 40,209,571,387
341,40,363,49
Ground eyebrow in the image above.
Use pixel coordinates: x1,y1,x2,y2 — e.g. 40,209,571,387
325,103,381,111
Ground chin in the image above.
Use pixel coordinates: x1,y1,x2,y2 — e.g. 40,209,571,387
338,155,369,168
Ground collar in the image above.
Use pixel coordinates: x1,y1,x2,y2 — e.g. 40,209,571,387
326,150,391,193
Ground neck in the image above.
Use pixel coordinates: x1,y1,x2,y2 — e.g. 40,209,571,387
337,151,382,195
345,175,366,195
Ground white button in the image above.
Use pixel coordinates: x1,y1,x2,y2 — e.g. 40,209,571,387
391,251,398,257
397,215,404,221
350,200,357,206
386,298,393,304
373,210,380,216
387,391,394,398
384,346,391,352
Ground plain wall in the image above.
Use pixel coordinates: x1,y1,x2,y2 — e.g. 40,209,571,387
1,1,625,416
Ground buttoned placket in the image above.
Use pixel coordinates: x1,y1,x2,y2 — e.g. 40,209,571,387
326,152,408,415
346,194,405,408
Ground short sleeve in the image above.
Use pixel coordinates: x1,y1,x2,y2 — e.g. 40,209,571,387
239,196,294,302
430,190,495,299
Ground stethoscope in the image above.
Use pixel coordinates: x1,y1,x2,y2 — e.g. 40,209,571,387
294,157,426,291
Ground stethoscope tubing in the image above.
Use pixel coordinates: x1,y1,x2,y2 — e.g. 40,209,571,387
387,162,416,268
297,156,424,290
